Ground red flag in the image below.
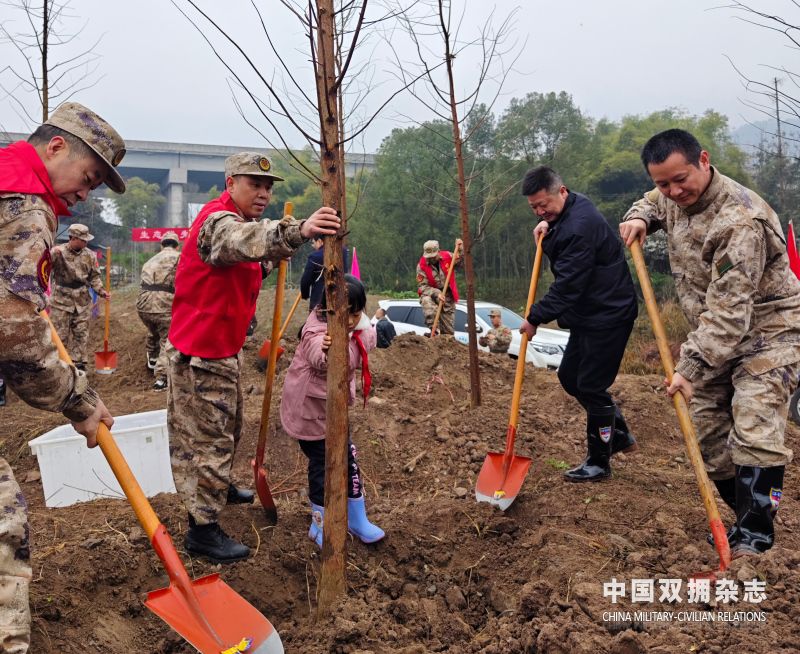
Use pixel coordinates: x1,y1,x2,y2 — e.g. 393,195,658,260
350,246,361,280
788,221,800,280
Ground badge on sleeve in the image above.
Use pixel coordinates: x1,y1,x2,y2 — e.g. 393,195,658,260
37,249,52,290
715,253,734,277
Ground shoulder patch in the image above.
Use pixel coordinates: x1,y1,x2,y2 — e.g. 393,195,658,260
715,253,734,277
416,272,425,283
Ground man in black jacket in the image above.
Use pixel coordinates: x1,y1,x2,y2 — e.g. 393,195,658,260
520,166,639,482
300,237,350,311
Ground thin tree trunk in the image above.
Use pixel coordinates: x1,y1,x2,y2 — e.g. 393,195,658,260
316,0,349,617
42,0,49,122
442,8,480,407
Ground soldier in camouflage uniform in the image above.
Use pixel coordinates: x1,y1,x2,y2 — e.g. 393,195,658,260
167,152,340,563
49,223,107,370
621,128,800,557
0,102,124,653
479,308,513,354
416,239,462,335
136,231,180,390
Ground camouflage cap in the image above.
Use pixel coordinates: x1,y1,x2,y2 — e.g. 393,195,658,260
224,152,285,181
67,223,93,241
488,308,501,318
45,102,126,194
423,240,440,258
161,230,179,245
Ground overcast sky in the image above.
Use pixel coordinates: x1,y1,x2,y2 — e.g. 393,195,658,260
0,0,795,153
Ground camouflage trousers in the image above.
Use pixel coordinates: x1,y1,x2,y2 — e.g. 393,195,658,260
0,458,31,653
692,356,799,479
137,311,171,380
49,304,90,368
420,295,455,336
167,343,243,526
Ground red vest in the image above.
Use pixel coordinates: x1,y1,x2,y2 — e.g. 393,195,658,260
169,191,262,358
418,251,458,302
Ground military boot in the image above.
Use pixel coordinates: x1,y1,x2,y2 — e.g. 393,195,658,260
564,405,614,482
227,483,255,505
731,465,784,557
611,406,638,455
184,514,250,563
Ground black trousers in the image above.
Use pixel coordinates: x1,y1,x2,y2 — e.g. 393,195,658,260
299,438,362,506
557,321,634,412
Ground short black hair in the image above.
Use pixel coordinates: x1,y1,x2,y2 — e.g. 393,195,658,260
319,273,367,314
640,129,702,171
28,124,96,161
521,166,563,196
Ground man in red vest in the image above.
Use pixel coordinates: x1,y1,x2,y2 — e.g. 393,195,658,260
416,238,462,335
168,152,340,563
0,101,124,653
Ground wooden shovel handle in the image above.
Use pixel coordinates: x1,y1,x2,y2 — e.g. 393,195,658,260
507,235,544,438
278,292,302,341
41,309,160,537
429,240,461,337
629,240,730,570
254,202,292,462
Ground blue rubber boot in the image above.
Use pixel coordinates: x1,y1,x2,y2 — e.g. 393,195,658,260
347,496,385,543
308,502,324,549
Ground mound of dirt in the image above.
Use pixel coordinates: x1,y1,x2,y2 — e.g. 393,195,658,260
4,287,799,653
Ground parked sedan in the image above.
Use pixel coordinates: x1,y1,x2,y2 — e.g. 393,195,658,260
378,298,569,368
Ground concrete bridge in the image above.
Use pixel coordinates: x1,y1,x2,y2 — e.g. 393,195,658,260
0,132,375,226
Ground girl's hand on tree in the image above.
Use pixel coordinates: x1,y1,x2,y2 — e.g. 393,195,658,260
321,333,332,354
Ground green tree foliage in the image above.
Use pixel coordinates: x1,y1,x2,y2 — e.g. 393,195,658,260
111,177,166,229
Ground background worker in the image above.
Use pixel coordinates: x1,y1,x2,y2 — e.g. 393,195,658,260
479,308,512,354
137,230,180,391
417,238,463,335
50,223,108,371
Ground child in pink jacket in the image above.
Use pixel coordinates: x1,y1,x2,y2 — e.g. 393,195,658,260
280,274,384,548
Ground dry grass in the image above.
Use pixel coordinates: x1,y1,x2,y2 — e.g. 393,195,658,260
619,300,690,375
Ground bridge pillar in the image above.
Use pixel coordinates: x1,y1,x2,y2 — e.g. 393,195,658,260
165,167,188,227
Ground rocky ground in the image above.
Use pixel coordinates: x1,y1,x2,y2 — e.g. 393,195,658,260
5,287,799,653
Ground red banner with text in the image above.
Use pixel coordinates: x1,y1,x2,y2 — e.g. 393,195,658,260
131,227,190,242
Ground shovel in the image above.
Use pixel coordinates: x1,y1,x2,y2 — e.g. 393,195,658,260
258,291,302,361
628,240,730,573
475,235,544,510
429,240,461,337
94,245,117,374
252,202,292,524
41,309,283,654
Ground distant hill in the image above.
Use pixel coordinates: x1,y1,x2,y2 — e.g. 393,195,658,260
731,118,800,157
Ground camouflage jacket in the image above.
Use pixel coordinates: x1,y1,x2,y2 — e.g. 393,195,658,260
479,326,513,354
50,243,104,312
622,168,800,381
0,191,99,421
136,246,180,314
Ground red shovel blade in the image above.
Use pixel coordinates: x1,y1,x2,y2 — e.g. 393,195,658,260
258,340,285,361
146,574,284,654
475,452,532,511
252,458,278,525
94,349,117,374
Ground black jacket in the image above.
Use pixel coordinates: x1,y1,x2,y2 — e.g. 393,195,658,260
528,192,637,331
300,246,349,310
375,317,396,348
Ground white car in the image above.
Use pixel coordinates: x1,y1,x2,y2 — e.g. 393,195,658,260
378,299,569,368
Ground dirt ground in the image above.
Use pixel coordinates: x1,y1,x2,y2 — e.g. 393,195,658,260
5,287,800,653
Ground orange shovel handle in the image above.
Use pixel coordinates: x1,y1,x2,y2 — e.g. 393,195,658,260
505,234,544,459
629,241,730,571
279,292,302,341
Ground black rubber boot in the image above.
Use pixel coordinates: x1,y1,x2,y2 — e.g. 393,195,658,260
185,515,250,563
564,406,614,482
611,406,638,455
732,465,784,556
707,478,738,547
227,483,255,505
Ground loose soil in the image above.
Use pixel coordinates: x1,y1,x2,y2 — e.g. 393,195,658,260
5,287,799,653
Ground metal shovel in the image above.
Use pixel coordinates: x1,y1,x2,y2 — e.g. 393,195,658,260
42,309,283,653
475,235,544,510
